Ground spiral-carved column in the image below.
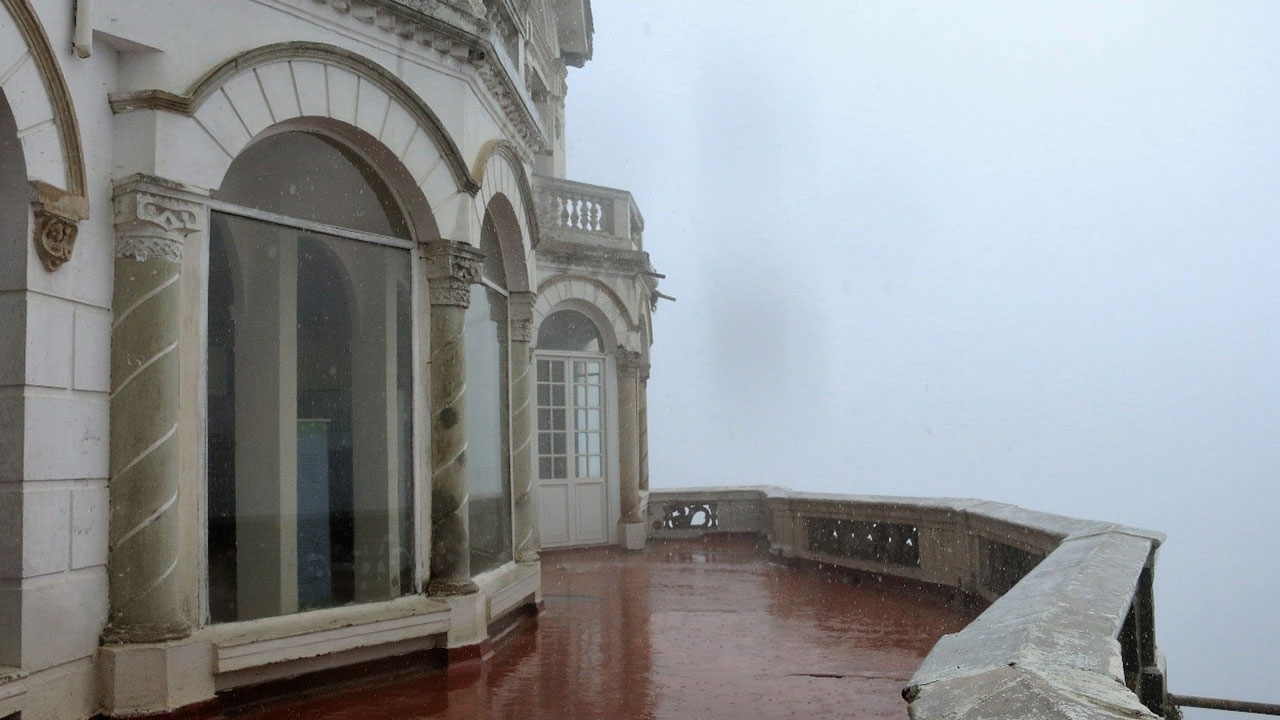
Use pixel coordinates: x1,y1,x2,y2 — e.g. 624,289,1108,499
425,240,483,596
617,349,644,527
105,177,202,642
509,292,538,564
639,362,650,493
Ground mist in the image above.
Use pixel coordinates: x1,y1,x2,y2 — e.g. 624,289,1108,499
566,2,1280,715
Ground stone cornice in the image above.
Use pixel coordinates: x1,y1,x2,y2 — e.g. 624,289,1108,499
535,239,652,277
424,240,485,306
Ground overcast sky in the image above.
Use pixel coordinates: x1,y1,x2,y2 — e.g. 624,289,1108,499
565,1,1280,715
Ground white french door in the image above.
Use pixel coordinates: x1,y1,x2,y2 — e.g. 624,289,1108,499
536,354,610,547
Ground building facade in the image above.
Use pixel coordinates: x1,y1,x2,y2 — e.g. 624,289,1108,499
0,0,658,716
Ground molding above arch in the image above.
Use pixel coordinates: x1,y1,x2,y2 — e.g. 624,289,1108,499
109,42,480,196
534,274,641,352
473,139,540,247
2,0,87,199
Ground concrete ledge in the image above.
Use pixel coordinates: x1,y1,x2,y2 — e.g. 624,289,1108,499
0,666,27,718
476,562,540,623
646,485,1167,720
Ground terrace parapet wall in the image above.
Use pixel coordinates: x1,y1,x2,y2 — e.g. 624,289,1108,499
647,486,1168,720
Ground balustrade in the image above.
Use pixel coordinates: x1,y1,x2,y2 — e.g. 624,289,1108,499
533,176,644,249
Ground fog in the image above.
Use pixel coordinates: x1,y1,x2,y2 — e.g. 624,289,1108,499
566,2,1280,715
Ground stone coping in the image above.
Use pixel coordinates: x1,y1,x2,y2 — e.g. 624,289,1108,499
646,485,1165,720
649,485,1164,545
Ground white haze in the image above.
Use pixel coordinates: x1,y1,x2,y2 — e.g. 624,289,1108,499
566,2,1280,716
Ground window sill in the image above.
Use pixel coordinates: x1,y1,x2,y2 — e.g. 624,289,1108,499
204,595,451,675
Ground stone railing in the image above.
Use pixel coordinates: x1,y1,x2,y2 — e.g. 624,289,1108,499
533,176,644,250
647,486,1168,720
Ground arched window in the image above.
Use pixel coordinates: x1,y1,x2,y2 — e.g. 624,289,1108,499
535,309,609,547
207,130,415,622
466,213,512,574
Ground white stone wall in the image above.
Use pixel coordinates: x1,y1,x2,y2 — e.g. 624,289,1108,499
0,0,599,717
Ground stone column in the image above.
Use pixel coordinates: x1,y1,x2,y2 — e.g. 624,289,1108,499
508,292,539,564
616,349,646,550
639,363,650,493
105,177,203,642
425,240,483,595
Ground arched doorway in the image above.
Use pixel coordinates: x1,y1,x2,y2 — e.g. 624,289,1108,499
535,309,612,547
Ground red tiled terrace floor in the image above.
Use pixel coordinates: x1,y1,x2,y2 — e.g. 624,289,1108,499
227,536,975,719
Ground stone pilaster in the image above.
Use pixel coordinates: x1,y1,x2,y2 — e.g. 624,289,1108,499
508,292,538,564
616,349,646,549
425,240,484,595
105,176,204,642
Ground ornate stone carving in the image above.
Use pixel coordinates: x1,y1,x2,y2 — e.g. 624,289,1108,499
656,503,719,531
30,181,89,272
616,348,645,377
113,182,203,263
509,291,536,343
424,240,484,306
34,209,78,271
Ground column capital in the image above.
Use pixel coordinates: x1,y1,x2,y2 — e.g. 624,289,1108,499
616,348,647,377
509,291,536,343
424,239,484,307
113,175,208,263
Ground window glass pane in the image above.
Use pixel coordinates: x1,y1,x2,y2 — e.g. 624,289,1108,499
588,434,601,454
538,385,551,406
576,456,587,478
537,361,551,382
217,132,409,239
553,434,566,454
553,457,566,478
587,409,601,431
553,409,566,430
206,212,412,623
465,285,512,574
539,457,554,479
552,362,565,382
537,310,603,352
552,385,565,406
588,456,602,477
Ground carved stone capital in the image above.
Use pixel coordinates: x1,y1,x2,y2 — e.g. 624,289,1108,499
424,240,484,307
30,181,89,272
113,177,206,263
509,291,536,343
616,348,646,377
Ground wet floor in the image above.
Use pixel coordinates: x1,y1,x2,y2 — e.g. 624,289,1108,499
229,536,975,719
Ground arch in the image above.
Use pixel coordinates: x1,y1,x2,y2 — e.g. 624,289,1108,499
110,42,480,239
473,139,539,259
1,0,87,197
533,275,637,353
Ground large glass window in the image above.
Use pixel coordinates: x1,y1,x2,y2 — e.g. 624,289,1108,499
466,216,512,574
207,131,414,623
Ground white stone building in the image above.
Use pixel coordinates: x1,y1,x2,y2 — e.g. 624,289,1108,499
0,0,658,716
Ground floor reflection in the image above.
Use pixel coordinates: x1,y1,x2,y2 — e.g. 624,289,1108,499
228,536,975,719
